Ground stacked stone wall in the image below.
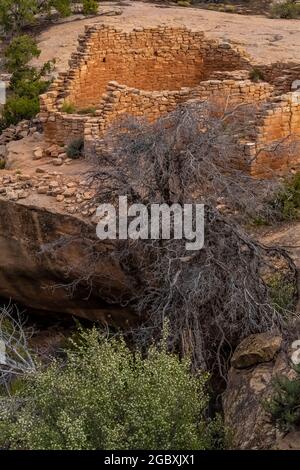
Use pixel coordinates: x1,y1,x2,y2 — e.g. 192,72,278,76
40,25,253,145
257,63,300,95
64,25,252,109
39,24,300,178
242,92,300,177
84,78,273,154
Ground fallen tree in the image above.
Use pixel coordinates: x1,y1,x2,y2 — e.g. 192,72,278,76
46,101,299,375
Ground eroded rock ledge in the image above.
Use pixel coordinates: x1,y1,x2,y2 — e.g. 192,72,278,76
223,332,300,450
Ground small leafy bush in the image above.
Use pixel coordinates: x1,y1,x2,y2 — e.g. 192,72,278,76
270,172,300,220
250,215,269,227
264,364,300,432
0,328,225,450
249,67,265,82
2,95,39,125
271,1,300,19
2,67,51,126
1,35,52,128
5,35,40,73
266,272,296,312
0,0,38,33
82,0,98,15
10,69,50,99
51,0,71,17
2,85,49,126
61,101,76,114
67,137,84,159
0,0,84,34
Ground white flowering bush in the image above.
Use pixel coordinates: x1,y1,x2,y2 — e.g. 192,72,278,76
0,328,224,450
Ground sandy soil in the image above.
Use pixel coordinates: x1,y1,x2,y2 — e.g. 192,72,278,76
33,1,300,74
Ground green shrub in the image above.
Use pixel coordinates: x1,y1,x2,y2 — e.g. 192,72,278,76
2,67,51,126
61,101,76,114
0,35,52,128
0,0,38,33
270,172,300,220
271,1,300,19
264,364,300,432
2,95,39,126
82,0,98,15
1,72,50,126
0,328,225,450
0,0,77,34
67,137,84,159
266,272,296,312
250,215,269,227
1,35,53,128
249,67,265,82
10,69,50,98
5,35,40,73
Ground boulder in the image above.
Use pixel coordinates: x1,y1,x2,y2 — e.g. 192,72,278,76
33,148,43,160
230,332,282,369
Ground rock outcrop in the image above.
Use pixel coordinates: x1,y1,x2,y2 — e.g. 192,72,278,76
223,333,299,449
230,332,282,369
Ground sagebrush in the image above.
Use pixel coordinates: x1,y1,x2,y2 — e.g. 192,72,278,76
0,328,225,450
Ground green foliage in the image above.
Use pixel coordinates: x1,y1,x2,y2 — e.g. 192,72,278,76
0,328,225,450
266,272,296,312
2,65,51,126
67,137,84,159
10,67,50,98
250,215,269,227
2,95,39,126
270,172,300,220
0,0,38,33
0,0,74,34
1,35,52,128
5,35,41,73
82,0,98,15
51,0,71,18
249,67,265,82
271,0,300,19
264,364,300,432
61,101,76,114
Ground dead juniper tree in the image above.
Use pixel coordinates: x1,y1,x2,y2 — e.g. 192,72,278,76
81,100,299,375
44,100,297,376
87,100,300,370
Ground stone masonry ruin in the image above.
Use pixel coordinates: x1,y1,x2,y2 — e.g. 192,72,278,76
40,25,300,178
